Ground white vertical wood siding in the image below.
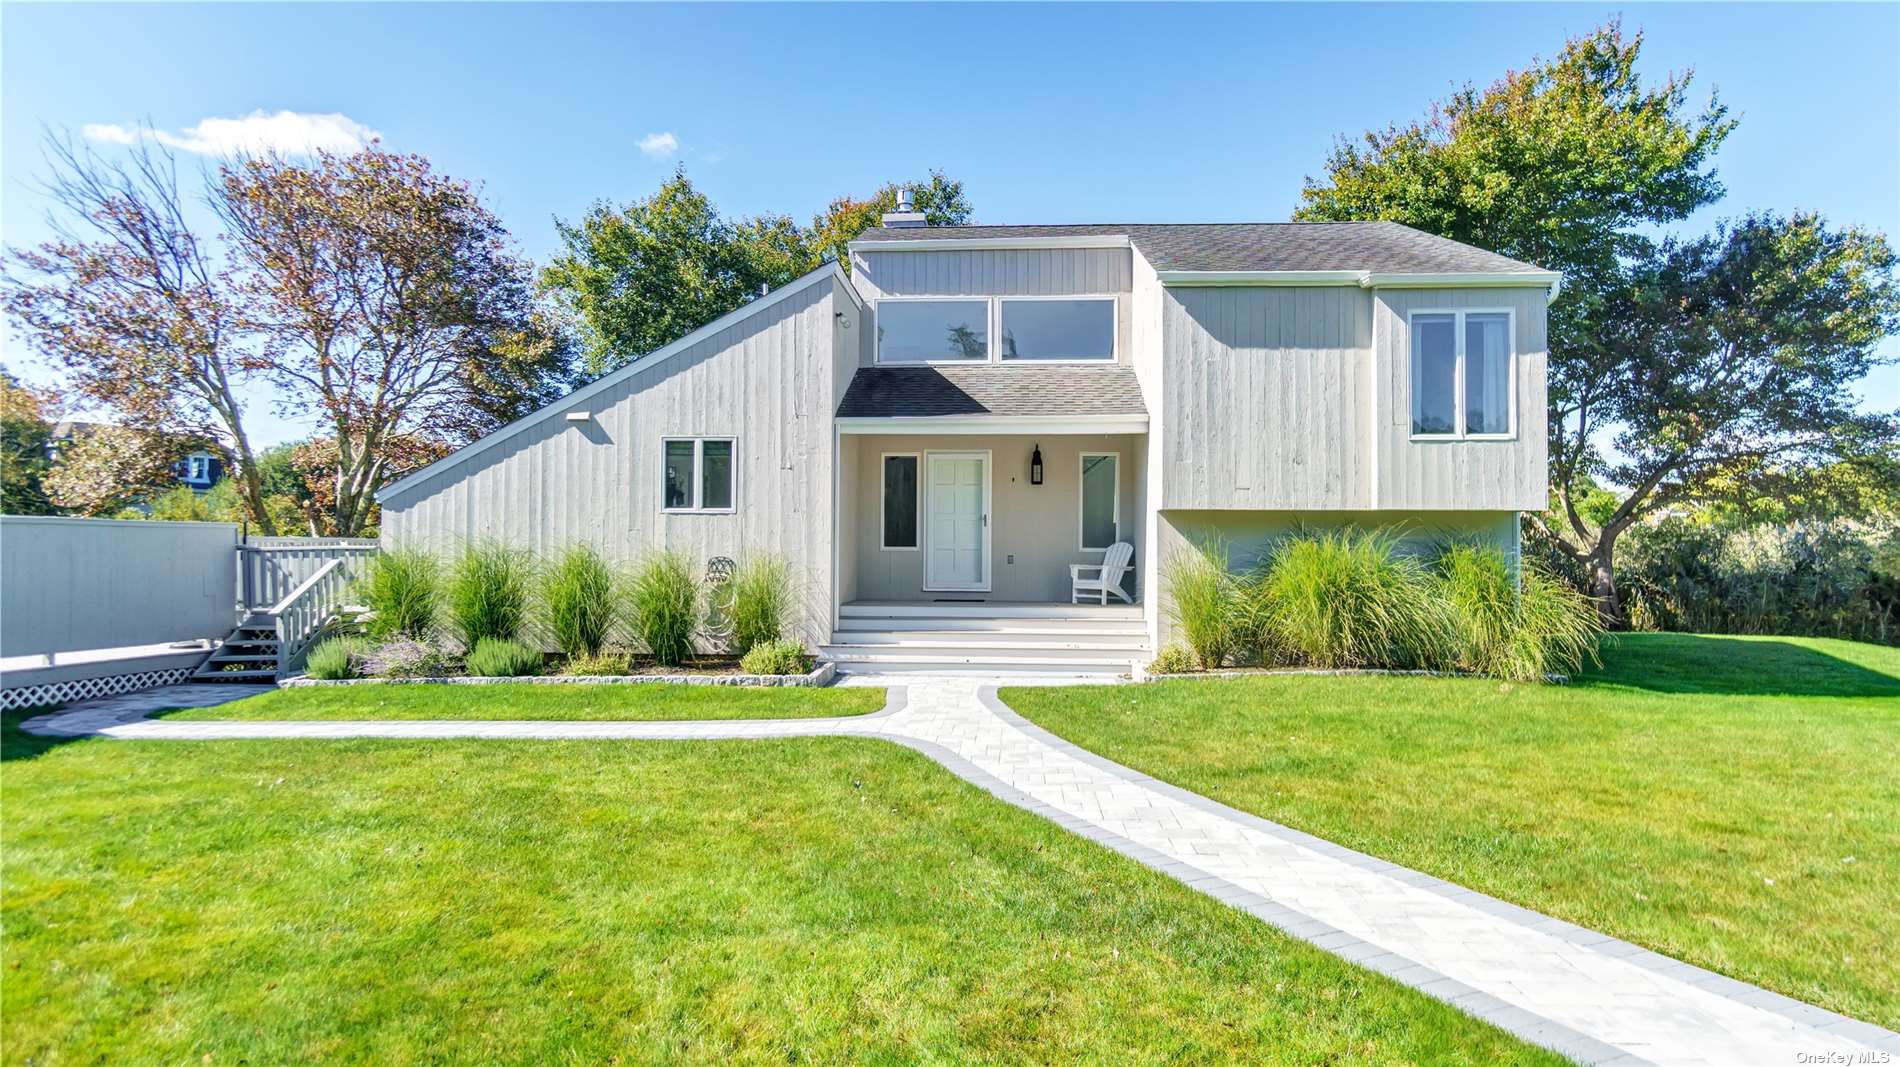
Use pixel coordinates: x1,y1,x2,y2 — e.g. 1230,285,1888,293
381,278,850,642
850,248,1135,367
1161,286,1374,509
1371,288,1548,511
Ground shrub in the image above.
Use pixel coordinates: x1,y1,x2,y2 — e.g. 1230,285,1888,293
447,541,534,647
1257,529,1450,670
739,638,811,676
361,547,439,639
1434,543,1518,674
544,544,619,657
563,651,634,676
627,550,700,667
1165,538,1235,670
362,637,458,679
1502,568,1602,681
305,635,368,680
1431,543,1601,681
464,637,544,678
1147,645,1199,675
725,554,795,655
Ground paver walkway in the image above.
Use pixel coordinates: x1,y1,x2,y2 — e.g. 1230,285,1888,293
23,678,1899,1067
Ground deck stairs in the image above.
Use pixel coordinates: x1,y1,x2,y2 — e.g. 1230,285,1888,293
190,615,284,684
821,601,1149,677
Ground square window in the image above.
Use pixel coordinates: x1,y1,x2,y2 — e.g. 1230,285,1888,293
662,438,735,512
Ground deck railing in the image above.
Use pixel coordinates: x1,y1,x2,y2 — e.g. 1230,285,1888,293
239,540,376,614
268,557,360,677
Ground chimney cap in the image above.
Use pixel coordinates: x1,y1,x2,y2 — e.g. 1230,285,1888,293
881,187,925,228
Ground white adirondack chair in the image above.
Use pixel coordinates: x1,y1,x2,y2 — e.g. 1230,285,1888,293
1071,541,1136,604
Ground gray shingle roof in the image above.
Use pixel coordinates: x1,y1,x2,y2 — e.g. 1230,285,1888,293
853,221,1547,275
837,365,1148,419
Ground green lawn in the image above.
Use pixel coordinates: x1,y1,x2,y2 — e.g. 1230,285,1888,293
0,734,1561,1065
1002,633,1900,1029
165,681,885,721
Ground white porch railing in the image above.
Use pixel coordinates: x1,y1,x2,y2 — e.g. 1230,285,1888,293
239,540,375,613
267,556,360,677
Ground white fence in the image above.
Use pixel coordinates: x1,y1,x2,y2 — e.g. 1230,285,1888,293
0,516,242,657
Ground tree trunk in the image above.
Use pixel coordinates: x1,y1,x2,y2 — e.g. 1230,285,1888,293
1586,540,1628,631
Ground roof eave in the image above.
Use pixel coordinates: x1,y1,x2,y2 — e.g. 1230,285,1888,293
849,234,1131,254
1157,268,1563,300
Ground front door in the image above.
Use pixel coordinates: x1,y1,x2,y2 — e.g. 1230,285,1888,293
925,452,989,591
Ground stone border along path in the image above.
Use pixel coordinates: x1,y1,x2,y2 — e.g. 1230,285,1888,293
22,678,1900,1067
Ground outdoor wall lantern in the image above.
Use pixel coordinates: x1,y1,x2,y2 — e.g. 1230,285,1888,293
1030,444,1044,485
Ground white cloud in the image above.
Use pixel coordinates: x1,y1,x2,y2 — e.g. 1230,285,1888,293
637,131,680,158
81,110,381,156
80,123,140,145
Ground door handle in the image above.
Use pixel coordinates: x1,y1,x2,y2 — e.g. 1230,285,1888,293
982,514,989,528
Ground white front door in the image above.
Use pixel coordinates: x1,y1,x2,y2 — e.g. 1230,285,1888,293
925,452,989,591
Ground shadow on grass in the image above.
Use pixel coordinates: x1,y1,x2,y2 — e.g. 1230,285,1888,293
1577,633,1900,698
1,706,90,762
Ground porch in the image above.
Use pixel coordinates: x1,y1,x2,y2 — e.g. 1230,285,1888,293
836,431,1148,608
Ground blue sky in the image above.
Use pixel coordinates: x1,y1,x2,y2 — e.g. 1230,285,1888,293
4,2,1896,446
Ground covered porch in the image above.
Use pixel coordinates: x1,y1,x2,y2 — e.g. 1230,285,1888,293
835,428,1148,608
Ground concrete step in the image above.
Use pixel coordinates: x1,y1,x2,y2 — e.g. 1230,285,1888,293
825,654,1135,677
832,631,1151,652
840,602,1142,621
836,616,1147,636
820,647,1141,674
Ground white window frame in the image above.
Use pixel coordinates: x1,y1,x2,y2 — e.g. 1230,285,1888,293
187,455,208,481
998,295,1119,364
1407,307,1516,441
879,451,921,551
660,436,738,514
872,295,994,365
873,294,1119,365
1077,451,1121,552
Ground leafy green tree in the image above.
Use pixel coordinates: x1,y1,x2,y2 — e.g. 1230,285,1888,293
1542,214,1899,623
1296,20,1733,365
809,170,972,267
0,366,58,515
545,170,971,377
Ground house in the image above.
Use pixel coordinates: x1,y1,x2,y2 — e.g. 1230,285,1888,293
377,208,1558,674
46,421,224,493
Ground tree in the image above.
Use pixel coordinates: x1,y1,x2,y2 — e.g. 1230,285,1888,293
1296,21,1733,366
215,147,571,537
1537,214,1900,623
809,170,973,267
2,134,279,531
288,433,451,536
42,424,193,516
545,170,972,376
543,172,820,377
0,366,59,515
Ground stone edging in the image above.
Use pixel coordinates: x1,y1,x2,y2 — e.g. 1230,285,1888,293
973,685,1900,1061
1141,667,1568,684
281,661,836,689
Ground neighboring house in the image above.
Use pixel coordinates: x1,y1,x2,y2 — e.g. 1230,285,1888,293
378,210,1558,673
46,421,224,493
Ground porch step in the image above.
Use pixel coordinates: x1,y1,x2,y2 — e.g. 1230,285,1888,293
840,602,1142,621
820,648,1142,676
832,631,1151,652
836,616,1147,636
